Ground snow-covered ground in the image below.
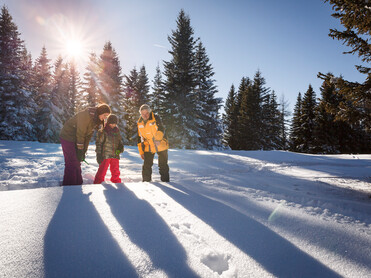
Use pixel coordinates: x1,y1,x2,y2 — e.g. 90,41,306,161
0,140,370,278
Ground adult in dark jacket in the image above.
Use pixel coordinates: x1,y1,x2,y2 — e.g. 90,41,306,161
137,104,169,182
60,104,111,185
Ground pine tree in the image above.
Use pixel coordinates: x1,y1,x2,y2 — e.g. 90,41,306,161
300,85,317,152
18,45,37,140
316,72,370,153
314,73,341,153
222,84,238,149
98,41,125,136
163,9,199,148
194,41,222,149
262,91,281,150
150,64,167,118
289,93,303,152
236,77,255,150
322,0,371,136
50,56,70,133
122,65,150,145
32,46,53,142
123,67,140,145
238,71,268,150
68,61,84,113
278,95,291,150
137,65,150,105
0,6,35,140
42,56,65,143
82,52,100,108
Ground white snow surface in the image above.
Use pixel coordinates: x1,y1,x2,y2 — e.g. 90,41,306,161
0,140,371,278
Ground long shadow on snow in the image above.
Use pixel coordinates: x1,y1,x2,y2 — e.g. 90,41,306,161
103,183,199,278
193,150,371,182
43,186,138,278
152,182,341,278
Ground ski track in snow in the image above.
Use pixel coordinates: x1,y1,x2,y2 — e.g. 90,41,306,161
0,140,371,277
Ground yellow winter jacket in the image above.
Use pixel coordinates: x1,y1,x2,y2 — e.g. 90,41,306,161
137,112,169,155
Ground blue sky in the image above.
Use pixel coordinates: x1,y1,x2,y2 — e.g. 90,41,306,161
3,0,366,113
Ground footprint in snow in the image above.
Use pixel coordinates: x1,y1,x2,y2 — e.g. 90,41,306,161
155,202,167,209
201,252,230,275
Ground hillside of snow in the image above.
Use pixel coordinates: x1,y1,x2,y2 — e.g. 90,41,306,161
0,140,370,277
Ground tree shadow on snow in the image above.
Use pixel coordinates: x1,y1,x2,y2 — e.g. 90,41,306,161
103,183,199,278
43,186,138,278
152,182,342,278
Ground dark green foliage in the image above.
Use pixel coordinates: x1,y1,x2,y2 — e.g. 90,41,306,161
278,95,290,150
289,93,303,152
194,41,223,149
299,85,317,152
222,85,238,149
325,0,371,74
224,71,285,151
32,46,53,142
123,65,150,145
0,6,36,140
149,65,167,119
262,91,282,150
321,0,370,149
163,9,199,148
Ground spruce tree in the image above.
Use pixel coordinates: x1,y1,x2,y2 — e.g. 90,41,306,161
50,56,70,133
262,91,281,150
300,85,317,152
278,95,291,150
163,9,199,148
82,52,100,108
314,73,341,153
322,0,371,136
289,93,303,152
0,6,35,140
137,65,150,105
194,41,222,149
18,45,37,140
222,84,238,149
68,61,83,114
122,65,150,145
98,41,125,136
123,67,140,145
237,77,255,150
238,71,268,150
150,64,167,118
33,46,53,142
317,72,369,153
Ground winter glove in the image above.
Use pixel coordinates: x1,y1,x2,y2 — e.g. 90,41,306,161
97,154,103,165
76,148,86,162
116,142,124,155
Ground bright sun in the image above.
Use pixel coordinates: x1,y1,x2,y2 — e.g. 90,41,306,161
65,39,83,58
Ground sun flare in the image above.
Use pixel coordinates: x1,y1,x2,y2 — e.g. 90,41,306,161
46,13,105,70
65,39,83,58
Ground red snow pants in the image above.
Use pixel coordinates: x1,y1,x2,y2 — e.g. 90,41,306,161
94,158,121,184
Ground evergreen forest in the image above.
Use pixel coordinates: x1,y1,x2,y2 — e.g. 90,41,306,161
0,1,369,153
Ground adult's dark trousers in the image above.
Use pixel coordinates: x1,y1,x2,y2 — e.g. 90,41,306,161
142,150,169,182
60,137,83,185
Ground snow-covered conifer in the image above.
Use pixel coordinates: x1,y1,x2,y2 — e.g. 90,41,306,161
194,41,222,149
163,9,199,149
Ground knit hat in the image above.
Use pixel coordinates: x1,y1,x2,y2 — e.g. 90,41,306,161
107,114,118,125
139,104,151,114
96,104,111,115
